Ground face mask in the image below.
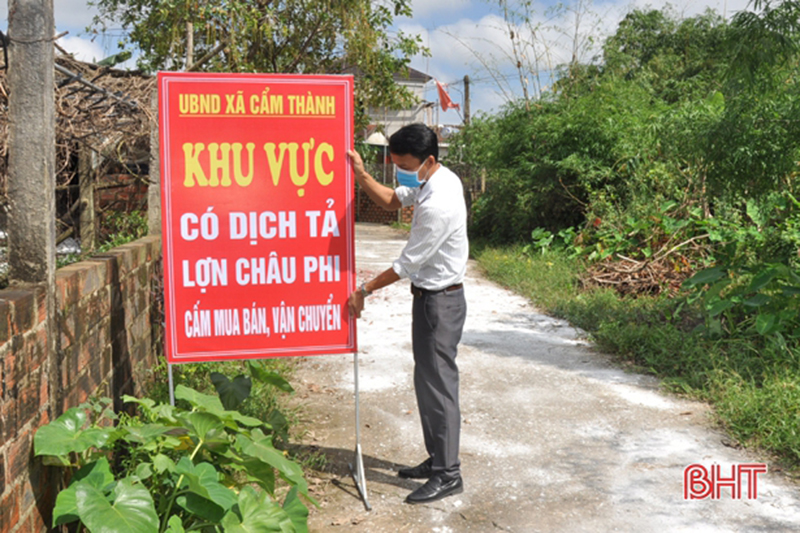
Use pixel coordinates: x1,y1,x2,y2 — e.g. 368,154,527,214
396,161,427,188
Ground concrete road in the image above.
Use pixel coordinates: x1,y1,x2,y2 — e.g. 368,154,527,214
294,223,800,532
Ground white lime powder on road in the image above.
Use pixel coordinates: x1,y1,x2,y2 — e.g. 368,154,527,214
298,223,800,532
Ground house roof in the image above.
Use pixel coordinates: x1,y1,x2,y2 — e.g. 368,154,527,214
393,67,432,83
340,64,432,84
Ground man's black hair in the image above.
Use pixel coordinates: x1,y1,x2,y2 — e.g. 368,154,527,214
389,123,439,163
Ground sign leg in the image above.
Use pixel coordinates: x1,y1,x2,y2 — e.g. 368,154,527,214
168,362,176,407
348,351,372,511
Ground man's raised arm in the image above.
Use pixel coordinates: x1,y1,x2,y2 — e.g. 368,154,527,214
348,149,402,211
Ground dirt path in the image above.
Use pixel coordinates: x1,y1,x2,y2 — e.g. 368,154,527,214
292,223,800,532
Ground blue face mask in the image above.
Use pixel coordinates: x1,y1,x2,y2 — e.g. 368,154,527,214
396,162,427,188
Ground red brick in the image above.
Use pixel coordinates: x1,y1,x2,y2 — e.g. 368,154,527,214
101,345,113,380
54,267,81,309
33,286,47,326
38,370,49,411
77,326,106,375
15,373,40,430
77,261,109,301
0,291,35,336
3,349,17,399
60,346,78,389
1,489,20,533
0,301,10,345
7,433,30,481
29,508,47,533
139,235,162,261
24,326,48,369
61,388,81,412
14,513,33,533
2,387,18,443
79,287,111,331
107,246,139,277
76,374,91,404
58,311,76,351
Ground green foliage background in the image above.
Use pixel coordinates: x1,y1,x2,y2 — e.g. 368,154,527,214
453,1,800,468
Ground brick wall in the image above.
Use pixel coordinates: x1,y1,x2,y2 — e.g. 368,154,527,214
0,235,162,533
355,187,414,225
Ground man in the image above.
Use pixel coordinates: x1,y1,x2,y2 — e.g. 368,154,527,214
347,123,469,505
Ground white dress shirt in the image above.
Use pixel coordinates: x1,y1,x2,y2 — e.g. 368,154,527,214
392,165,469,290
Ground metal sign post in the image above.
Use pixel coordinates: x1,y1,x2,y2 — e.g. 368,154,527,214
168,362,176,407
349,351,371,511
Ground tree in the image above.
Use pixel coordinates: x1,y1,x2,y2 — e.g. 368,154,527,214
89,0,427,125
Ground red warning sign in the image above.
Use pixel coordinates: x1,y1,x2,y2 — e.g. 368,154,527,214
158,72,356,363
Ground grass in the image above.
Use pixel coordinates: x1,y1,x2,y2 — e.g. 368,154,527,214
473,242,800,473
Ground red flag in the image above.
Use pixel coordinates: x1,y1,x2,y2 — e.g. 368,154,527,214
436,80,460,112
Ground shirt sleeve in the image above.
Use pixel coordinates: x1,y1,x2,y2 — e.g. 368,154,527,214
394,186,418,207
392,203,452,279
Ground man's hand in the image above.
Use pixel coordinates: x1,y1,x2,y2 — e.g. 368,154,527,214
348,289,365,319
347,149,367,180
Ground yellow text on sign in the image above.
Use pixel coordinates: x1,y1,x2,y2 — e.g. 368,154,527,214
182,139,335,197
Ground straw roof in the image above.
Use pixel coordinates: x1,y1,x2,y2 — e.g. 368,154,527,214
0,49,155,199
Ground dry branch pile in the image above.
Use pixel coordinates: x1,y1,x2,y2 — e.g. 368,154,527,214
582,255,691,297
0,47,154,235
581,231,712,297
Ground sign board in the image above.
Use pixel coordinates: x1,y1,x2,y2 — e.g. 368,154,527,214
158,72,356,363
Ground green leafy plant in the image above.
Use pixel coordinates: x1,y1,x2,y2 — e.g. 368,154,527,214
522,228,555,256
683,261,800,341
34,385,314,532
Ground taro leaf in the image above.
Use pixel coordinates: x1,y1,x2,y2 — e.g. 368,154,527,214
175,385,225,412
744,294,771,307
164,515,186,533
239,458,276,495
176,493,225,524
238,429,312,500
684,266,726,288
782,285,800,296
124,424,172,444
42,455,72,467
76,478,158,533
34,407,111,457
283,487,309,533
707,299,735,317
211,372,252,411
749,268,778,292
756,313,778,335
176,458,237,511
176,385,263,429
225,410,265,428
220,486,293,532
248,362,294,393
268,409,290,444
182,412,226,445
53,458,114,527
135,463,153,481
153,453,177,474
123,396,155,410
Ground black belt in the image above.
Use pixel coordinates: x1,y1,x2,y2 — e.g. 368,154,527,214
411,283,463,297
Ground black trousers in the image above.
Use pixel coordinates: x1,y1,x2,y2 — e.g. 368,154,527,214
411,284,467,477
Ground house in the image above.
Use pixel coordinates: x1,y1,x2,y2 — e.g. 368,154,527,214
365,67,434,139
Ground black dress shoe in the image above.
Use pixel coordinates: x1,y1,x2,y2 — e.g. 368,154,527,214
405,473,463,504
398,458,433,479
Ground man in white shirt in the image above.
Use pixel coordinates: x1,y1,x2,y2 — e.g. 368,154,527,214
347,123,469,505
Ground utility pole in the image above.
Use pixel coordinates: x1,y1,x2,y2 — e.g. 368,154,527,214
7,9,58,525
463,75,470,125
186,21,194,67
8,0,56,285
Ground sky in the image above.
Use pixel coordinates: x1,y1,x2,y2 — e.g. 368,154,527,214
0,0,757,124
